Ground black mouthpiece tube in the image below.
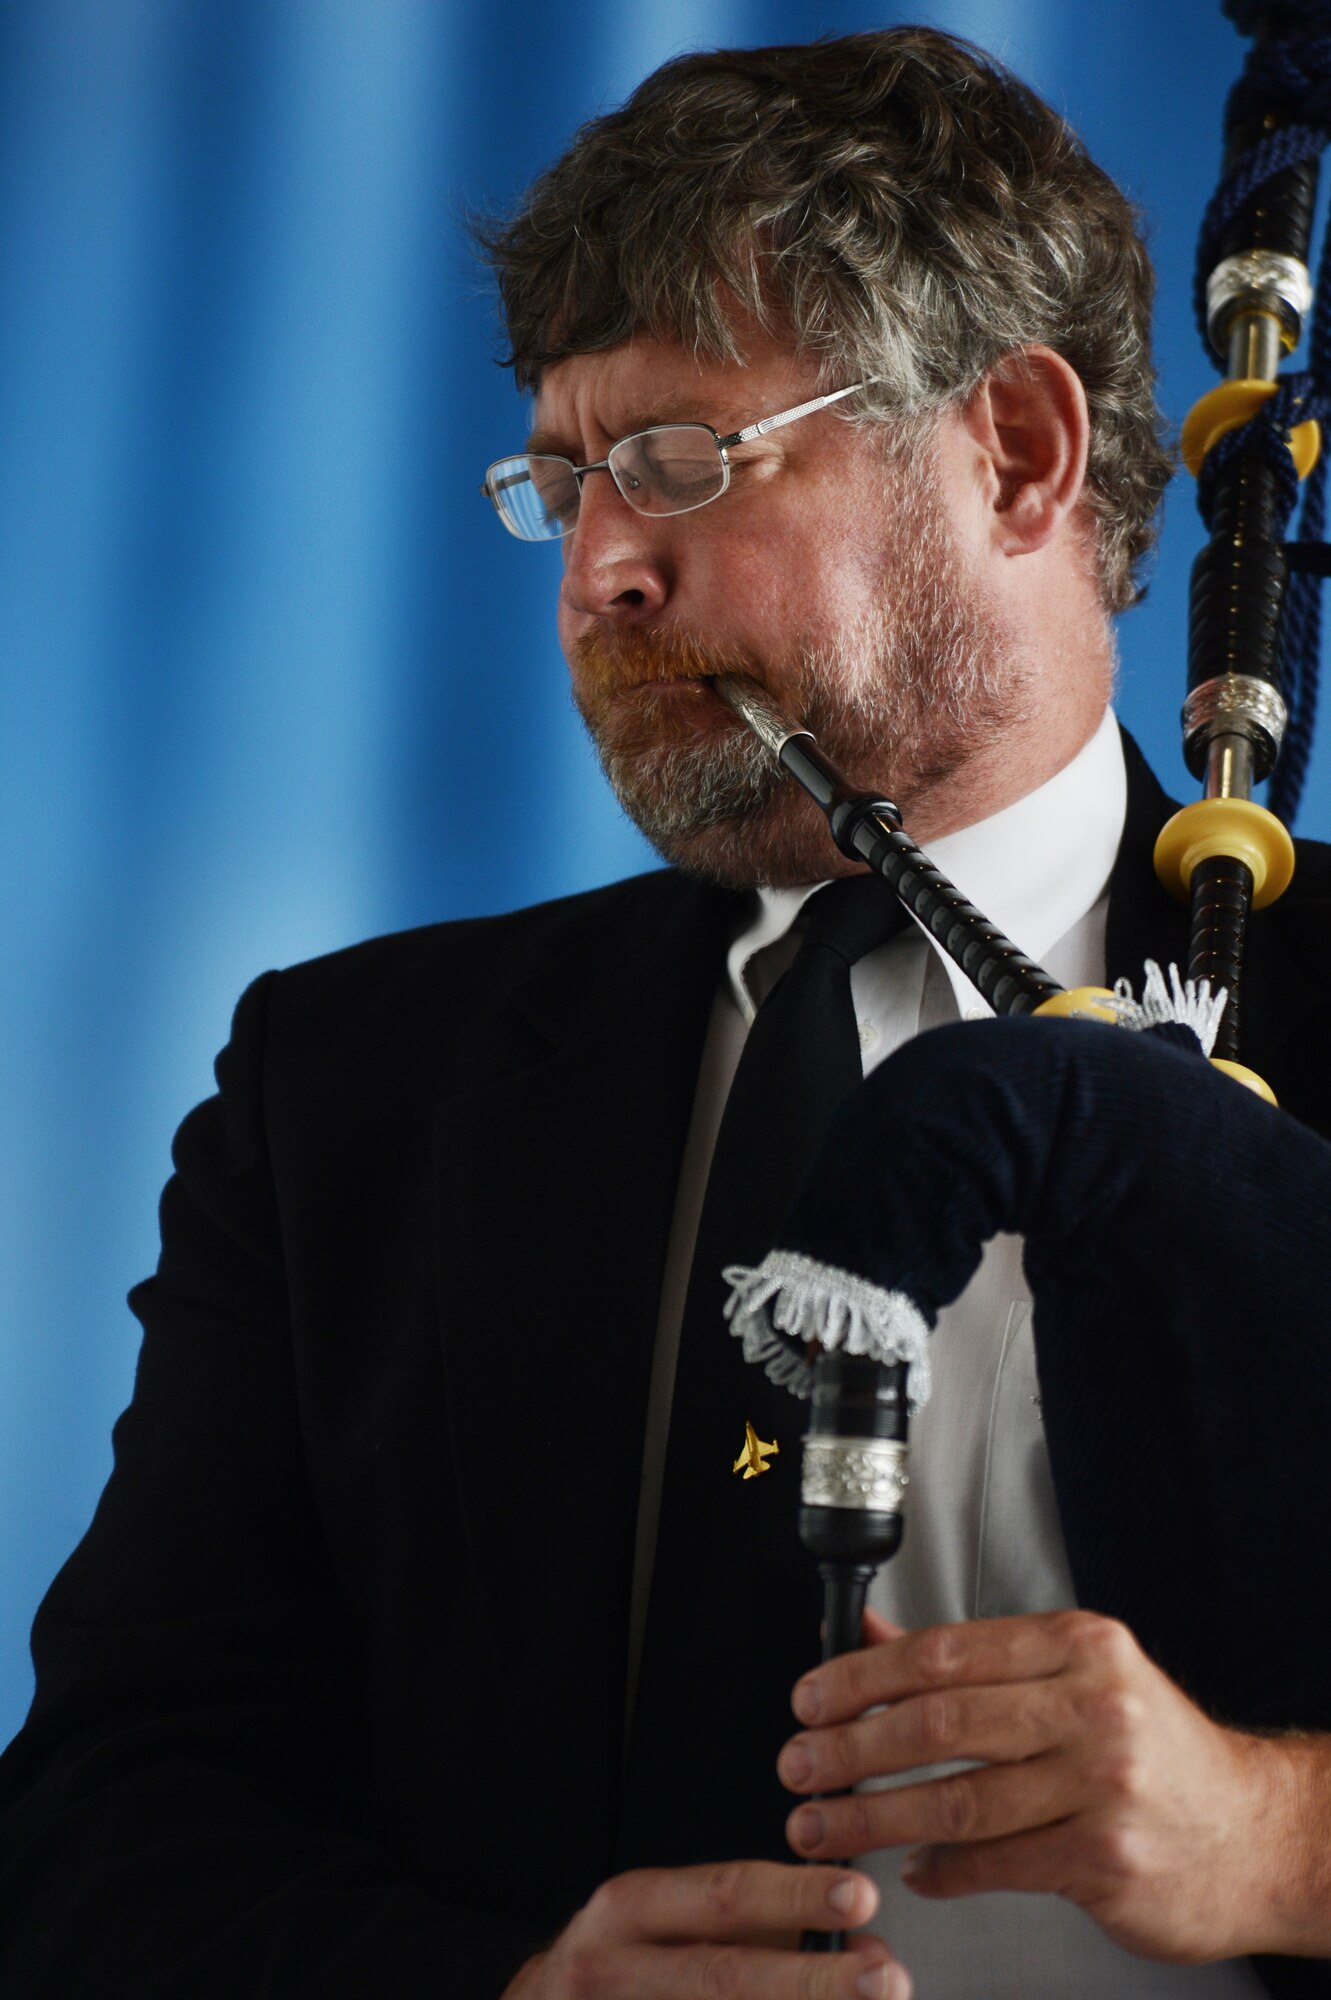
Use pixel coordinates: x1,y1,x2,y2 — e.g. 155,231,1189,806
775,736,1063,1017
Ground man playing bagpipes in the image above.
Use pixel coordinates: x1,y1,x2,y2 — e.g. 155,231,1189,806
2,21,1330,1999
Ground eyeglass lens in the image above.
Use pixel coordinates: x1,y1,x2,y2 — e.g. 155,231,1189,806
486,457,576,541
609,426,727,517
488,424,728,540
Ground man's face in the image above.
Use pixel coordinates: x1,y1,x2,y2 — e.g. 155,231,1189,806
532,328,1031,887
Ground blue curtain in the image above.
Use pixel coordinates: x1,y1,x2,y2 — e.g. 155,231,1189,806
0,0,1321,1741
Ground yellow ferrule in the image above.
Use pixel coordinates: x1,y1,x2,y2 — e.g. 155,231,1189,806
1180,377,1320,479
1031,986,1120,1024
1153,798,1295,909
1210,1057,1278,1105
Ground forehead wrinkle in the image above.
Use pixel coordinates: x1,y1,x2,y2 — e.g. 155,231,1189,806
525,392,751,459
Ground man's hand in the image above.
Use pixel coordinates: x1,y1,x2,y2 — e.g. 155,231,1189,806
778,1608,1327,1964
500,1859,910,1998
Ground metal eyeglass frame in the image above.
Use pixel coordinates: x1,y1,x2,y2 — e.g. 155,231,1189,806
480,380,870,541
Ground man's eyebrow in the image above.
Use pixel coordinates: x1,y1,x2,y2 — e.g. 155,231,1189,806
524,404,739,458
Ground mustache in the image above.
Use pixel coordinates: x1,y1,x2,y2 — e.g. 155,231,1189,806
572,625,757,698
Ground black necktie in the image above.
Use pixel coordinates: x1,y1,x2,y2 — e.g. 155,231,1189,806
616,871,909,1870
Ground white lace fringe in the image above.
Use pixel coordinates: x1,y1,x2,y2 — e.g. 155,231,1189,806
1110,959,1229,1056
722,1250,932,1408
1055,959,1227,1053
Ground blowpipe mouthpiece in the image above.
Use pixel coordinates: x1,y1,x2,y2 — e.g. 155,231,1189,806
713,674,813,760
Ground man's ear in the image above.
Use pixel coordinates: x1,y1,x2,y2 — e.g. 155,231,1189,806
961,346,1090,556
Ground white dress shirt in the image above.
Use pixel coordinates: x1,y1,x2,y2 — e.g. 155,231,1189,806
630,709,1267,1994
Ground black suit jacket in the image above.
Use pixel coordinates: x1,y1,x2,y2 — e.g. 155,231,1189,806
2,734,1329,1997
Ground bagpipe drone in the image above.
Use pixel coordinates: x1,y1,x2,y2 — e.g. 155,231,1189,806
713,1,1331,1948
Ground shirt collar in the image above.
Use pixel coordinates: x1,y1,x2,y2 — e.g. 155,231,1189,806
726,707,1126,1022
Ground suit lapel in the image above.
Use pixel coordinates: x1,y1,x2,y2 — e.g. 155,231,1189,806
433,870,739,1893
1103,731,1191,991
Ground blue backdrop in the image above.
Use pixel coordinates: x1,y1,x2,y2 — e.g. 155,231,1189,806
2,0,1326,1745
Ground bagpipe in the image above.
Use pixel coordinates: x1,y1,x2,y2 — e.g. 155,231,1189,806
712,1,1331,1949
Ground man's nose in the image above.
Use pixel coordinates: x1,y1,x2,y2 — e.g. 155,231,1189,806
559,473,670,622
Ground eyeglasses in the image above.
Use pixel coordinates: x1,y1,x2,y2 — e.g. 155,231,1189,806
480,381,870,543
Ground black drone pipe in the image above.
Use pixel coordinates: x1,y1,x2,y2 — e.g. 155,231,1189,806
1164,0,1331,1076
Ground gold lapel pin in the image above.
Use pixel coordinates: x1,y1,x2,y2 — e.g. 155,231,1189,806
732,1420,779,1480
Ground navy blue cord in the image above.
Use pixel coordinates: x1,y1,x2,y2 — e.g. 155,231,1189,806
1271,203,1331,819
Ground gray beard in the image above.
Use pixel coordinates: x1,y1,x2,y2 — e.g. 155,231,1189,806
585,628,1025,888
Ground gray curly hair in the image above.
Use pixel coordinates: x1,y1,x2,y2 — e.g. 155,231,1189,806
479,27,1172,614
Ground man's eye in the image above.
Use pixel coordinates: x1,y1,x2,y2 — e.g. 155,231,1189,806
653,461,719,502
